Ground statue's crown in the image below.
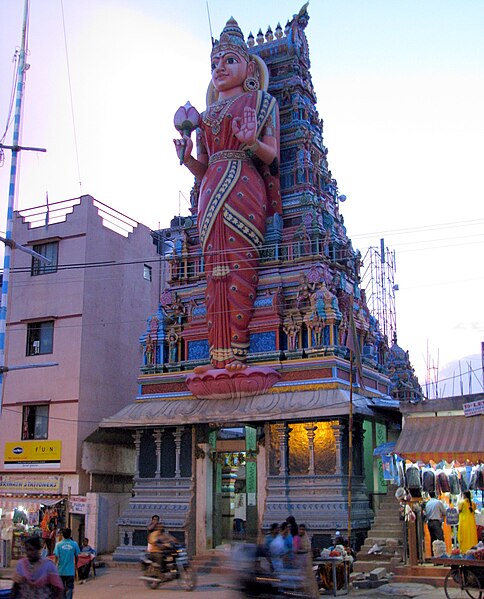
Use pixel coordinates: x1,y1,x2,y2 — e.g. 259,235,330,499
211,17,249,62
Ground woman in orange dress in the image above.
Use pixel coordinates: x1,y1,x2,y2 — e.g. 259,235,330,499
174,18,281,371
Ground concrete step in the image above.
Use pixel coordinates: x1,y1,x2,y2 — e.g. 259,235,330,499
353,560,394,574
372,515,401,525
392,574,445,588
369,528,403,537
363,535,403,545
392,563,448,588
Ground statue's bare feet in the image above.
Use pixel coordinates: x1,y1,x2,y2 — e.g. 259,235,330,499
193,363,214,374
226,360,247,372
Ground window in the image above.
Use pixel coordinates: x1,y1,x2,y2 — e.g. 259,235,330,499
31,242,58,276
143,264,152,281
26,321,54,356
22,405,49,440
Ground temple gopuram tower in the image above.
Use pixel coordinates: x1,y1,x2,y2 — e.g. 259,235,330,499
102,6,415,558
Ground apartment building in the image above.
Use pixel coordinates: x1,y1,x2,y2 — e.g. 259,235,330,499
0,195,161,555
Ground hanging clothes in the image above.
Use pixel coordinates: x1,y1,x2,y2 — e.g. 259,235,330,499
449,471,460,496
422,469,436,494
405,465,421,491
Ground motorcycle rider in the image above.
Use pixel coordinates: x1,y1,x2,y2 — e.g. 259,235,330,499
147,522,177,572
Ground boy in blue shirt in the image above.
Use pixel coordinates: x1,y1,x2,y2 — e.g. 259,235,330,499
54,528,80,599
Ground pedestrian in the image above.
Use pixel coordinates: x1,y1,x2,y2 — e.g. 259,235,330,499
263,523,279,552
53,528,80,599
11,535,64,599
458,491,478,553
286,515,298,538
424,491,447,555
294,524,319,598
270,522,293,572
78,538,96,583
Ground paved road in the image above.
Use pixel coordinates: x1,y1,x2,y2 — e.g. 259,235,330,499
1,566,451,598
75,567,241,598
71,568,450,599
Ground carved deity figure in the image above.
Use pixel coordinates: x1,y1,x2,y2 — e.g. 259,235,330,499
145,334,155,365
168,329,179,363
296,273,313,310
284,316,300,351
174,18,281,373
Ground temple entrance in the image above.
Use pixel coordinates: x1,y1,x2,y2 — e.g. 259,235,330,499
212,425,258,547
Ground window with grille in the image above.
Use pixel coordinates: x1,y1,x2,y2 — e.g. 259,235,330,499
31,242,58,276
143,264,152,281
26,321,54,356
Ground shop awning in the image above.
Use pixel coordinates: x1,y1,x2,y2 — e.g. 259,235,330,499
0,496,64,510
394,415,484,463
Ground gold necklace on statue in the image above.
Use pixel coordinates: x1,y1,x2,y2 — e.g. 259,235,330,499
203,94,243,135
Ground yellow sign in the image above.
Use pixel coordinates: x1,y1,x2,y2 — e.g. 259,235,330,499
0,475,60,493
4,441,62,469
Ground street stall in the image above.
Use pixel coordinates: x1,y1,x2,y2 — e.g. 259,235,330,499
392,409,484,563
0,475,67,564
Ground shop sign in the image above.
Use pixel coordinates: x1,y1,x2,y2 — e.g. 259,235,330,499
0,475,60,493
4,441,62,469
463,400,484,417
69,496,87,515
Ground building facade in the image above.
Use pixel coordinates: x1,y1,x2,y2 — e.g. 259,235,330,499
0,195,161,554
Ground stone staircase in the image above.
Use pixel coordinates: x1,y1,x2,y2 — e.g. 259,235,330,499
353,488,405,579
352,488,447,588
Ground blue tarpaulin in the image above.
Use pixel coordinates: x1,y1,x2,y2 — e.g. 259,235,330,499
373,441,396,456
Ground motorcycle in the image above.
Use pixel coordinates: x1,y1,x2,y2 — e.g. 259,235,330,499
233,543,310,598
139,543,197,591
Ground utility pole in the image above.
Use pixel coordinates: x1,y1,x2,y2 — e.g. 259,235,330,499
0,0,51,415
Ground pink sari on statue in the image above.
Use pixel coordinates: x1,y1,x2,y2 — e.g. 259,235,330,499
198,90,280,368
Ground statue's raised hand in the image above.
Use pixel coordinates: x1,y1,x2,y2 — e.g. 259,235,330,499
232,106,257,146
173,134,193,165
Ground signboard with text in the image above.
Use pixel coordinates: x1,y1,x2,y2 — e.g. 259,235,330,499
0,475,60,493
463,400,484,417
68,496,87,515
4,441,62,469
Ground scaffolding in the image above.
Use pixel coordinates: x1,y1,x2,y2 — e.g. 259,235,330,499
361,238,397,343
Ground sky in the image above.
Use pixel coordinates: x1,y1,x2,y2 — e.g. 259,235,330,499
0,0,483,396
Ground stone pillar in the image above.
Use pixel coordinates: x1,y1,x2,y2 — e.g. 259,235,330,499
195,442,211,553
221,465,237,541
174,426,183,479
305,423,317,476
275,423,288,476
132,429,142,479
154,428,163,479
331,423,344,475
245,426,257,540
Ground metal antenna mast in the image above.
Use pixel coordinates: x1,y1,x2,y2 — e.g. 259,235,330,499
0,0,53,414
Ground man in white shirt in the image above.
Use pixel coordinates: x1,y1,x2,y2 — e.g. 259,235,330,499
424,492,447,554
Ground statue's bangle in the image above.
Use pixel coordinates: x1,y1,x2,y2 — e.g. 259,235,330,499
246,141,259,153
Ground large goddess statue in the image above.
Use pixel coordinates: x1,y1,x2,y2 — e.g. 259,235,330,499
174,18,281,374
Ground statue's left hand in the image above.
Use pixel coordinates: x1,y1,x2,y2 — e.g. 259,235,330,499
232,106,257,146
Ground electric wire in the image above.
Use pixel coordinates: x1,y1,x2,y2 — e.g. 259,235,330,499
2,365,482,425
0,49,19,144
60,0,83,195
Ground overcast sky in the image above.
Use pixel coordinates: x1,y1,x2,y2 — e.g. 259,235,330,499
0,0,483,395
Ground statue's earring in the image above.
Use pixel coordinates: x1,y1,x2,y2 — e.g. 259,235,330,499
243,74,260,92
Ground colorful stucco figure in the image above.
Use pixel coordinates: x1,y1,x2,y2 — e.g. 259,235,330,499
174,17,281,372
